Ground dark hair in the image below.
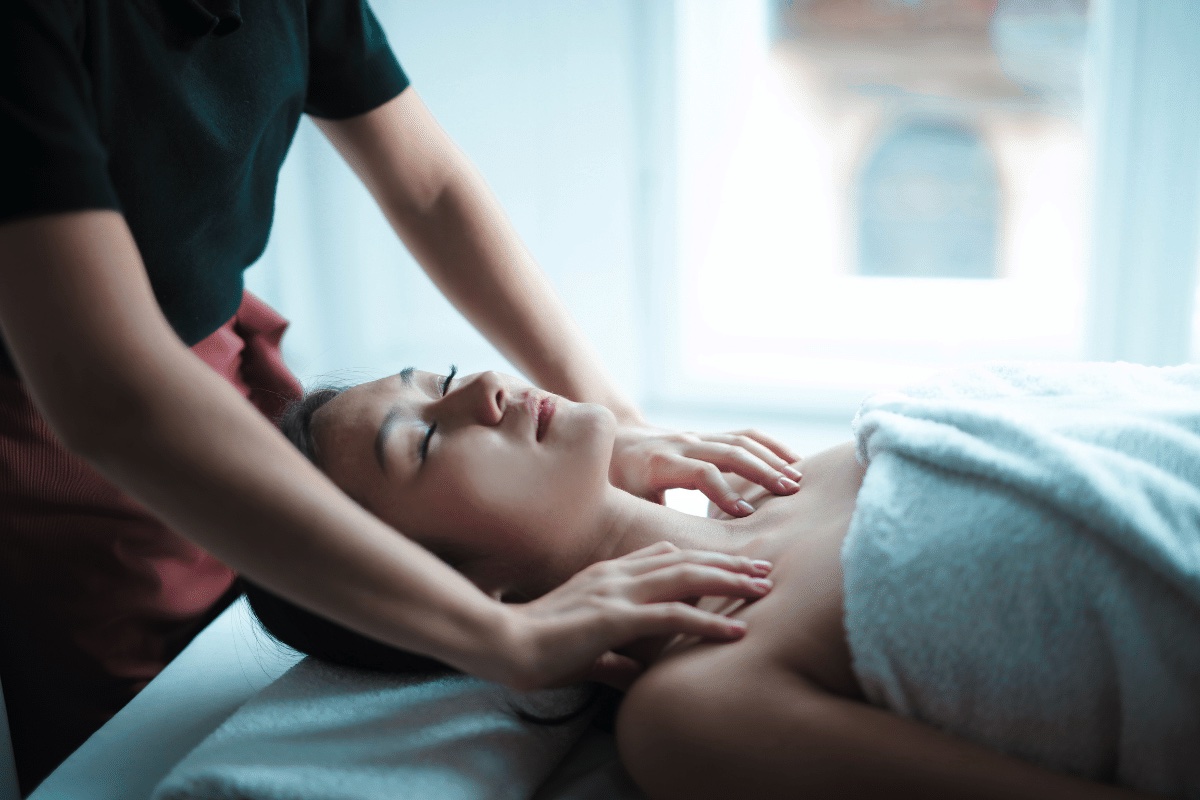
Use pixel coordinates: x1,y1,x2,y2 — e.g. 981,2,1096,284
276,386,345,468
247,385,452,672
241,578,455,674
245,388,605,725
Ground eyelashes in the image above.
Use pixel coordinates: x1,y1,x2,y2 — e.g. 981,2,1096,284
420,365,457,461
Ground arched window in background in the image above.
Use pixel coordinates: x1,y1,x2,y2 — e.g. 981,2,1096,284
655,0,1100,421
858,121,999,279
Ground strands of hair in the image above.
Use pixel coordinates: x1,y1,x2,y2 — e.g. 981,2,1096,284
275,386,345,466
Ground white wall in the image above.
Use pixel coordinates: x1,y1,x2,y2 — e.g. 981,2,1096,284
247,1,651,397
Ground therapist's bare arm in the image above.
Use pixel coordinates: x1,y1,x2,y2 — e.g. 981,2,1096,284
314,89,805,514
0,211,767,689
313,90,634,420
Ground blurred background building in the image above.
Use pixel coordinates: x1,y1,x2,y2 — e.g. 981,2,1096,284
246,0,1200,455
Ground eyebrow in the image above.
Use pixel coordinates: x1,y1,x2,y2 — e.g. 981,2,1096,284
374,367,417,470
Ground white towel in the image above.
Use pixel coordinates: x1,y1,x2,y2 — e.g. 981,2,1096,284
842,362,1200,797
151,658,598,800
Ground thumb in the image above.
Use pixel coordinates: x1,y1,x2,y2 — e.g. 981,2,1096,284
585,651,645,692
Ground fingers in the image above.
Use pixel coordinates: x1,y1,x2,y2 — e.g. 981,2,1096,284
505,547,772,689
619,546,773,579
585,545,775,604
698,432,797,475
669,430,802,482
608,423,803,509
684,441,802,498
728,428,802,465
658,457,776,518
628,563,773,604
650,431,804,515
623,602,749,643
670,460,749,517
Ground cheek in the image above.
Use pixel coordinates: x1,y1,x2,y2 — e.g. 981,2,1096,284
555,405,617,492
427,412,614,538
416,436,539,538
431,443,557,535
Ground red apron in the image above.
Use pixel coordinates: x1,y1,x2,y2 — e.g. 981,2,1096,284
0,292,302,794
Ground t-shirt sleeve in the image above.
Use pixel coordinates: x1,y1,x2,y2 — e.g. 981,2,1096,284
304,0,410,119
0,0,122,226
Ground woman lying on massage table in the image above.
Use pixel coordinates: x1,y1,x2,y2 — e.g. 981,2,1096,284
246,365,1200,800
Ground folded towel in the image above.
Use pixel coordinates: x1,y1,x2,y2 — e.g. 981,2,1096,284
152,658,597,800
842,362,1200,797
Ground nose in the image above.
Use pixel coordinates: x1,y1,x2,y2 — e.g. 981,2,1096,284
434,370,505,427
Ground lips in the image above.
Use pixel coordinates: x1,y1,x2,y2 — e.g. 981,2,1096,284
535,396,555,441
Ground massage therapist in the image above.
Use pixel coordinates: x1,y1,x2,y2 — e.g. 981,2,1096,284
0,1,803,793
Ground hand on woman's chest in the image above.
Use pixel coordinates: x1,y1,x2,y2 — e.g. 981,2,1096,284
654,442,867,697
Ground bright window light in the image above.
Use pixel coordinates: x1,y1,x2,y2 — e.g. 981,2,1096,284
663,0,1093,414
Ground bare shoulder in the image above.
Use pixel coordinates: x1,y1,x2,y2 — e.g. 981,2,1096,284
613,519,858,800
615,645,818,800
614,643,1142,800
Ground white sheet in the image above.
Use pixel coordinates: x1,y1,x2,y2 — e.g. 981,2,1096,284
23,599,641,800
152,660,602,799
28,599,301,800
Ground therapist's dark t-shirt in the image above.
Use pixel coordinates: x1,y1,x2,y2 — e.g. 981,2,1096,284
0,0,410,376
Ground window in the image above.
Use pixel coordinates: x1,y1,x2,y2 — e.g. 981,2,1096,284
858,121,999,279
652,0,1093,416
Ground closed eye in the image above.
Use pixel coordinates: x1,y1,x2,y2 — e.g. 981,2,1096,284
419,365,457,461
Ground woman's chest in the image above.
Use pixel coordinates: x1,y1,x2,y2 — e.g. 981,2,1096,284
655,443,868,697
737,511,861,696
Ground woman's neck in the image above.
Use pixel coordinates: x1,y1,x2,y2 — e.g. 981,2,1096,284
585,487,769,565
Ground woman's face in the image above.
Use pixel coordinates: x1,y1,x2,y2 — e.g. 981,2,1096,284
311,369,618,598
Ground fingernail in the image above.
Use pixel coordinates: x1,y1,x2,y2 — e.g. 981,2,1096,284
783,466,803,481
727,620,748,635
751,559,773,573
735,500,755,516
776,476,800,492
751,578,773,592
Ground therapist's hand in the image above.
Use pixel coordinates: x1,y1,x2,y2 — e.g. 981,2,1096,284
608,422,803,517
498,542,774,691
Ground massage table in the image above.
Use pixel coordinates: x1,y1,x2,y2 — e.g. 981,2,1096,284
3,597,634,800
2,599,297,800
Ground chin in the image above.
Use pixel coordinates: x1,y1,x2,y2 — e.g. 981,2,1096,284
572,404,619,480
572,401,618,443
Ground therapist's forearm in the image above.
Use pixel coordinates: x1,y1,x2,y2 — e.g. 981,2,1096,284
0,210,511,683
84,351,509,674
314,93,641,422
127,388,503,656
398,170,641,420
